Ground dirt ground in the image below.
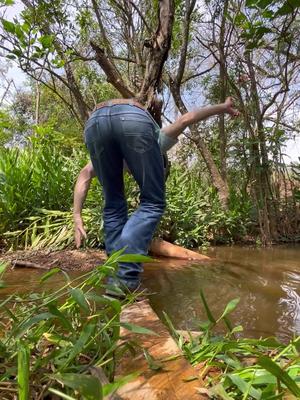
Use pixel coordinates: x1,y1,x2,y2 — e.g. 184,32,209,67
0,248,107,272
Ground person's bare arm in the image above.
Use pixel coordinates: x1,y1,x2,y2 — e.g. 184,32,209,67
73,162,96,247
162,97,239,139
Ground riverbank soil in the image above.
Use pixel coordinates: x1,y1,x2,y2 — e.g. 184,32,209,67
117,299,206,399
0,240,210,272
0,249,106,271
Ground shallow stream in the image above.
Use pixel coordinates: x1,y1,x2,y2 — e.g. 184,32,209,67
144,245,300,342
2,245,300,342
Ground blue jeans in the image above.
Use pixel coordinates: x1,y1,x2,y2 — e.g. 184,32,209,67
84,104,166,289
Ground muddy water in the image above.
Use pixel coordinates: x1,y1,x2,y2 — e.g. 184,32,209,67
0,269,83,297
144,245,300,342
1,245,299,342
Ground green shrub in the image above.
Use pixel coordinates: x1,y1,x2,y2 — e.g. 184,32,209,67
1,138,252,250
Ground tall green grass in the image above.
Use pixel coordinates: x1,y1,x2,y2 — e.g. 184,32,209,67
0,132,252,250
0,252,154,399
165,291,300,399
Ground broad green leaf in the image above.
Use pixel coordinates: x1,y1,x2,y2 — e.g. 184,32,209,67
227,374,262,400
238,369,276,385
0,0,15,5
17,342,30,400
245,0,259,6
120,322,159,336
0,262,7,276
52,373,102,400
86,292,121,314
217,298,240,322
235,12,247,26
70,288,89,312
242,337,282,348
117,254,153,263
63,322,96,367
40,267,61,282
106,248,127,264
257,0,275,8
2,18,16,33
47,304,74,331
258,356,300,397
15,312,53,338
275,0,300,16
38,35,53,48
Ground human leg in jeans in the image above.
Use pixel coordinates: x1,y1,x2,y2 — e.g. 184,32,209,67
85,105,165,290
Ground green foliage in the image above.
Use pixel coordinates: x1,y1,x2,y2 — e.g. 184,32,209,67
0,252,148,399
0,140,253,250
0,127,86,246
235,0,300,49
165,291,300,399
160,166,251,247
17,342,30,400
0,110,14,146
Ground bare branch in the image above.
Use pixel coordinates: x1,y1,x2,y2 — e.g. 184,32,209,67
90,41,135,98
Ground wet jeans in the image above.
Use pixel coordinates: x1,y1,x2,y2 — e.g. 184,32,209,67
84,104,166,289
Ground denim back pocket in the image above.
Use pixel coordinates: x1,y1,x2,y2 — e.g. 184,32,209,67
84,118,104,159
120,116,155,154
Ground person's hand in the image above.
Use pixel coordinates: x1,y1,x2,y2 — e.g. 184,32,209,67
224,97,240,117
74,216,87,248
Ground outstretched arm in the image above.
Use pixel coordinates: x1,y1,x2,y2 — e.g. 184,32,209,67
162,97,239,139
73,162,96,248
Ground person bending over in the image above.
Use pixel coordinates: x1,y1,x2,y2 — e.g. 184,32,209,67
75,97,238,291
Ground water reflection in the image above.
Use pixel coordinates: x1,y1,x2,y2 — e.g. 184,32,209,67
1,245,299,341
144,245,300,342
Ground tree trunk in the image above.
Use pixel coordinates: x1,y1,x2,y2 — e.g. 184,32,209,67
218,0,229,182
246,54,278,243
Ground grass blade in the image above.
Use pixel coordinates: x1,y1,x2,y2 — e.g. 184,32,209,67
200,289,216,324
18,341,30,400
48,387,77,400
70,288,89,313
52,373,102,400
258,355,300,397
227,373,262,400
63,322,96,367
120,322,159,336
40,267,61,283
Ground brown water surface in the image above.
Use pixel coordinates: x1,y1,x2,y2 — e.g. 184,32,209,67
1,245,299,342
144,245,300,342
